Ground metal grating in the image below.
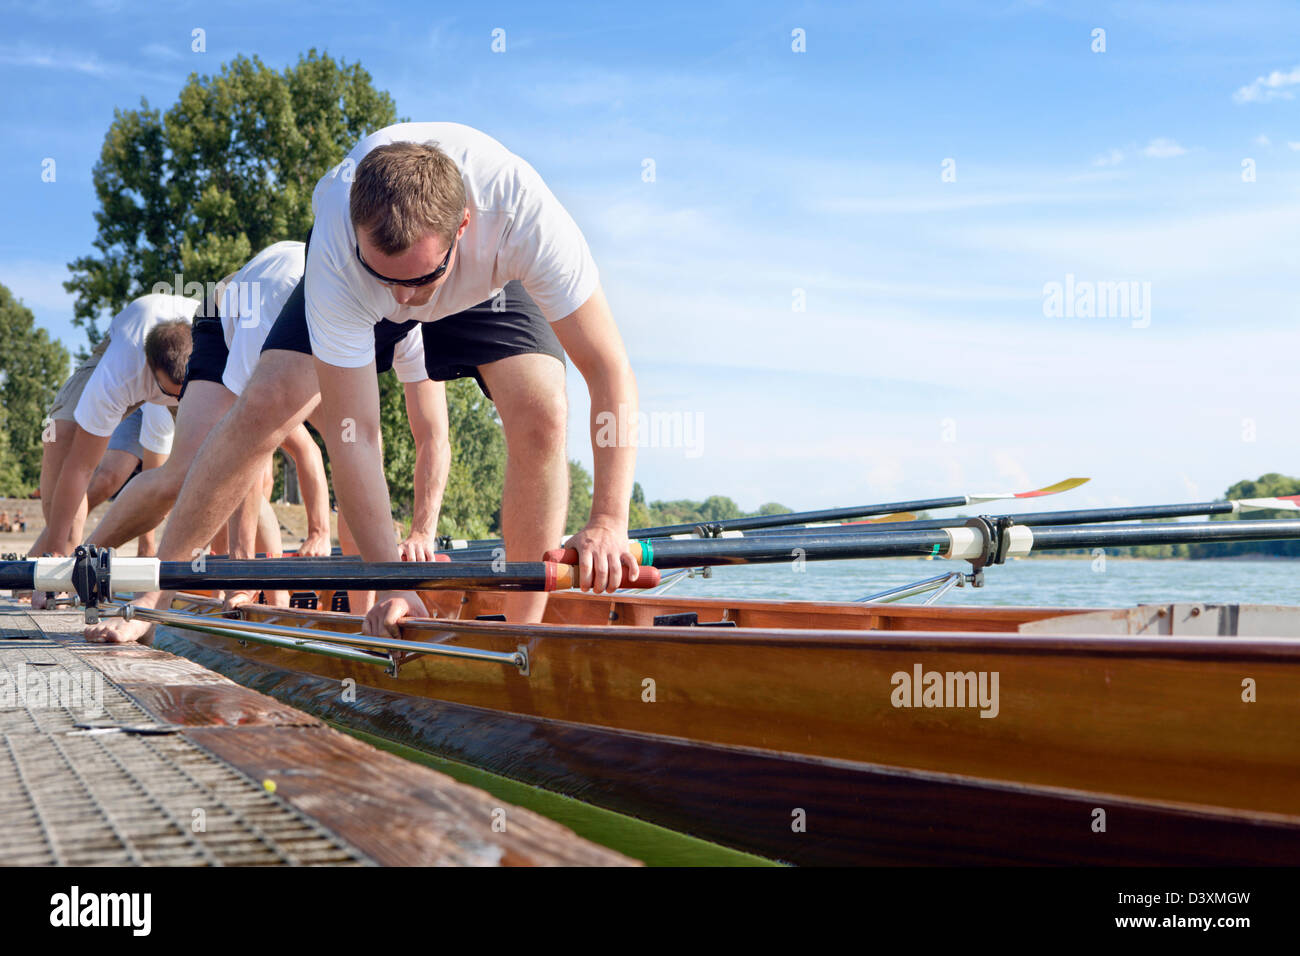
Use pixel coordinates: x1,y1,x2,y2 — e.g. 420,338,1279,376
0,608,371,866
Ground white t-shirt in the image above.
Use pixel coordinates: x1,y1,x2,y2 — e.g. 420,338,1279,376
220,241,306,396
138,403,175,456
389,325,429,383
73,294,199,438
221,240,429,393
305,122,600,368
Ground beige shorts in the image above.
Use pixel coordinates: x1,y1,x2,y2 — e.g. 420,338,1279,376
46,334,140,423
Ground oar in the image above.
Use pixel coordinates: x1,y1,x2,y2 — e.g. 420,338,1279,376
0,553,662,598
711,495,1300,539
543,518,1300,570
439,477,1089,549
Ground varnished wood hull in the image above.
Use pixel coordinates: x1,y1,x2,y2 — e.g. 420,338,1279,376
153,590,1300,865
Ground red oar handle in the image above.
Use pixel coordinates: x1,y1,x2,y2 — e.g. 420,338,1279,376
543,541,649,565
548,561,661,590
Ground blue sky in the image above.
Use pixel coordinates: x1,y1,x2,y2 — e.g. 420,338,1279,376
1,0,1298,513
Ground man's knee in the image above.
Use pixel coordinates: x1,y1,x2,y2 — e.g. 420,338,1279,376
504,388,567,453
238,353,318,440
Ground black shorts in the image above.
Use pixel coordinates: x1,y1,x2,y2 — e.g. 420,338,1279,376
261,278,420,376
420,281,565,399
181,291,230,398
262,277,565,401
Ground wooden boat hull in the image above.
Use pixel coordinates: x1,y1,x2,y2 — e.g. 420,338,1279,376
153,591,1300,864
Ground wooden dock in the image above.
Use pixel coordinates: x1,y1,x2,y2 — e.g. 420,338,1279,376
0,600,634,866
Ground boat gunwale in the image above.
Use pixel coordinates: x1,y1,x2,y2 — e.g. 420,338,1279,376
171,593,1300,662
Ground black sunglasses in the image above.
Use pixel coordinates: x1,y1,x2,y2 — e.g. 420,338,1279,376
355,237,455,288
153,370,183,399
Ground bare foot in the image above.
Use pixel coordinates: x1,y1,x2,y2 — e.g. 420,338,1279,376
84,616,154,644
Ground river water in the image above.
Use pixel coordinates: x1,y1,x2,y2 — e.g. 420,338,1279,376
664,556,1300,608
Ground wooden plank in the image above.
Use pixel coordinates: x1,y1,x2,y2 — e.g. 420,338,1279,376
115,682,322,728
185,726,636,867
76,644,241,685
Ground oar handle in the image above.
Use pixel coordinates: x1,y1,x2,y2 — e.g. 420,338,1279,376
549,562,661,589
543,541,650,566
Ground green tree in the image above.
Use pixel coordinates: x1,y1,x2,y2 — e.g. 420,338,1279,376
0,284,70,493
65,50,399,347
628,481,651,530
757,502,793,516
567,460,593,534
699,494,743,522
439,379,507,539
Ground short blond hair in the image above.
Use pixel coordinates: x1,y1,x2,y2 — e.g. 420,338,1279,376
350,142,467,255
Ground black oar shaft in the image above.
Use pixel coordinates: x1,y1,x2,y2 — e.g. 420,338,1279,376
554,519,1300,570
629,497,970,538
162,558,558,592
745,501,1240,537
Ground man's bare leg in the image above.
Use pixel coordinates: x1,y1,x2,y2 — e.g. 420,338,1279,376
85,382,236,548
87,449,138,508
29,420,80,558
336,511,376,615
132,448,169,557
84,351,321,643
224,465,289,609
478,354,569,623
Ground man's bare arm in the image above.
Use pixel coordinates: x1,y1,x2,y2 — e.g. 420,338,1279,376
279,422,332,555
401,379,450,561
313,358,423,634
551,284,640,591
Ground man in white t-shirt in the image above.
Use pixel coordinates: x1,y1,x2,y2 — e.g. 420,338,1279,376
87,122,640,643
84,240,451,610
83,243,330,585
33,293,197,560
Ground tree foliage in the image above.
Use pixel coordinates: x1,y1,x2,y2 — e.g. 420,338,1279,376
438,379,507,539
567,461,593,534
0,284,70,494
64,50,398,347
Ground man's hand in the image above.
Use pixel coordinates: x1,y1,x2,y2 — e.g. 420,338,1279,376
297,531,333,558
85,616,154,644
398,530,438,563
564,519,640,593
364,589,427,638
223,589,258,613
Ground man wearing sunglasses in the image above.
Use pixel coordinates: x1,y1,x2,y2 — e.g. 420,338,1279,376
32,293,196,563
87,121,638,643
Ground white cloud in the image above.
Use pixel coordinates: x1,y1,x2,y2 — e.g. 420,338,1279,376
0,48,109,75
1234,65,1300,103
1142,138,1187,159
141,42,182,61
1093,148,1125,167
1255,134,1272,147
1288,142,1300,151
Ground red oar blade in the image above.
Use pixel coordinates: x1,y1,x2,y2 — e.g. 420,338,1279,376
968,477,1090,505
1235,495,1300,512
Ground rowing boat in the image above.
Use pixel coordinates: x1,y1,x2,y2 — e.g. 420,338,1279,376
13,485,1300,864
148,586,1300,865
